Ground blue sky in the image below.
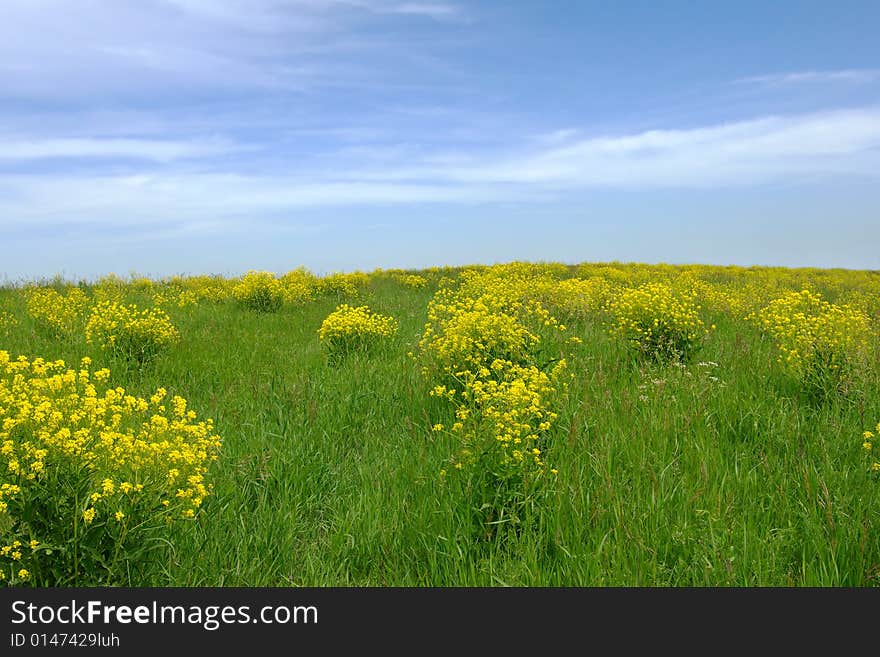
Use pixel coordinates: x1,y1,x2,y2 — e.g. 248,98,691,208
1,0,879,280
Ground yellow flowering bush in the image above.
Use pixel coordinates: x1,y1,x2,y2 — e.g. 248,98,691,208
578,264,638,286
837,289,880,323
232,271,284,312
0,352,222,585
608,282,707,360
677,277,736,316
422,297,539,374
751,290,871,394
421,267,572,534
437,358,567,483
280,268,318,305
316,272,366,298
395,274,428,289
92,274,128,303
534,276,615,320
86,301,180,363
702,279,786,320
26,287,90,337
318,304,398,356
184,275,231,304
419,270,565,377
152,285,199,310
130,276,155,292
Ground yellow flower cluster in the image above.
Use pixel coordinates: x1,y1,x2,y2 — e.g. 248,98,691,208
750,290,871,380
0,351,221,584
836,289,880,323
608,282,707,360
92,274,128,303
864,422,880,474
86,301,180,362
567,262,878,296
315,272,368,298
129,276,155,292
0,311,17,337
559,262,876,325
436,359,567,479
420,267,572,523
422,295,539,374
152,284,200,310
280,268,319,305
0,537,40,583
682,280,759,319
7,262,878,328
394,274,428,289
232,271,285,312
534,276,615,320
230,269,367,309
318,304,399,355
26,287,90,336
96,274,229,309
419,268,564,375
180,275,231,304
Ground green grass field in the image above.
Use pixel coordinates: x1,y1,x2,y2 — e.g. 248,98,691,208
1,264,879,586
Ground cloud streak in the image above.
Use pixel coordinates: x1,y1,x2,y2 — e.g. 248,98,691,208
0,137,243,162
161,0,462,26
734,69,880,86
347,106,880,188
0,0,465,100
385,3,461,20
0,174,523,229
2,107,879,231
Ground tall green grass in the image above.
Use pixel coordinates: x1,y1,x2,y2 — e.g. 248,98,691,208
1,273,878,586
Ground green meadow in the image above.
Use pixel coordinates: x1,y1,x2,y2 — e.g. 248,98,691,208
1,263,879,586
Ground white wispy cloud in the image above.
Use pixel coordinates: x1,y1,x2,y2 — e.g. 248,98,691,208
344,107,880,188
532,129,580,145
158,0,332,32
2,107,879,230
0,137,243,162
161,0,462,25
0,0,464,99
0,174,522,229
734,69,880,85
386,3,461,20
481,107,880,186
